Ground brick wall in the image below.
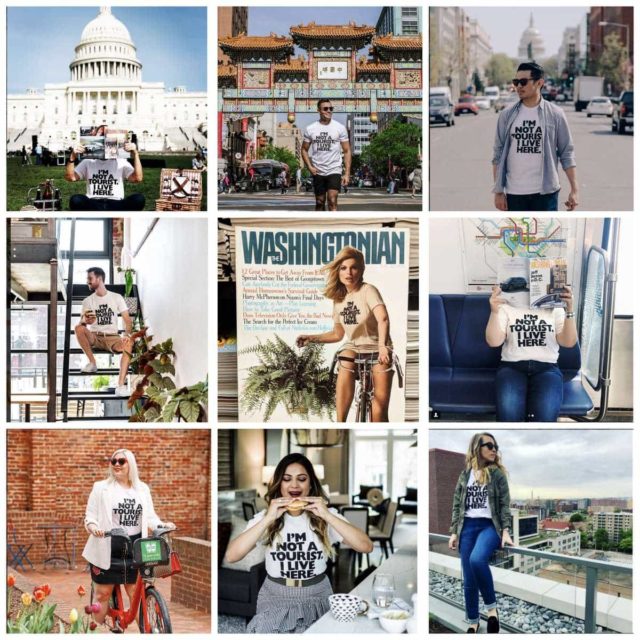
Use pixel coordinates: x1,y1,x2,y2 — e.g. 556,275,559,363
429,448,465,535
8,429,211,564
170,537,211,613
112,218,124,268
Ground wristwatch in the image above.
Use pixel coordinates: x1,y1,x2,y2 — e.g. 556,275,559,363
566,312,575,319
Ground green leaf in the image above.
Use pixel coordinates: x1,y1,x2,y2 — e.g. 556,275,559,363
143,406,160,422
179,400,200,422
161,400,178,423
163,377,176,390
148,372,163,387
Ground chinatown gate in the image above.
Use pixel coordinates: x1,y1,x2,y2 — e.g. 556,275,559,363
217,23,422,174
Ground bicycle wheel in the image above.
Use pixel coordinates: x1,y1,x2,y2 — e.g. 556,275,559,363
138,586,172,633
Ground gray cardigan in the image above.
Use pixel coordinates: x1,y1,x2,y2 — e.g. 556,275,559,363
450,467,511,538
492,98,576,195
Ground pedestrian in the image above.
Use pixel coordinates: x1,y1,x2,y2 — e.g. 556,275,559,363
248,166,256,192
492,62,578,212
296,166,302,193
35,143,42,165
301,99,352,211
21,145,28,166
223,171,231,194
410,166,422,198
279,168,288,195
449,432,512,633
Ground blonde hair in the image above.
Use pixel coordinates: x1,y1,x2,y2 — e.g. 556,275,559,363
465,432,507,485
322,246,365,303
107,448,141,488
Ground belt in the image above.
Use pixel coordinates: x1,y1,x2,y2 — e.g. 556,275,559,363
267,573,326,588
92,332,119,337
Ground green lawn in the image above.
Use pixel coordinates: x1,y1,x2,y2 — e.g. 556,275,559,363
6,155,208,211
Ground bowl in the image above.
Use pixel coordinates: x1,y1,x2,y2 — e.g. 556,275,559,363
379,610,410,633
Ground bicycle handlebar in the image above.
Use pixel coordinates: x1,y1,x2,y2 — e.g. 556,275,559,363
103,525,177,541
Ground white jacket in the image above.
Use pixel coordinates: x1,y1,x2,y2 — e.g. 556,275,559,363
82,478,164,570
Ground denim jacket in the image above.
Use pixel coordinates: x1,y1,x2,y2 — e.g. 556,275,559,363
492,98,576,194
450,467,511,538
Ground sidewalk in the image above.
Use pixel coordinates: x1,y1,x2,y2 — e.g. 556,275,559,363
11,566,210,634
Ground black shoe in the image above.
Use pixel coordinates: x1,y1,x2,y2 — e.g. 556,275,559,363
467,626,478,633
487,614,500,633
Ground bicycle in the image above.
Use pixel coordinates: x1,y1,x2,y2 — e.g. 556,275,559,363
332,350,404,422
90,526,178,634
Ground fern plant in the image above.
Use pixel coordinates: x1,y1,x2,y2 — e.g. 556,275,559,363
240,334,335,422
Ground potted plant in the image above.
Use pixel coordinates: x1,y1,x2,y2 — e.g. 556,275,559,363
116,266,138,317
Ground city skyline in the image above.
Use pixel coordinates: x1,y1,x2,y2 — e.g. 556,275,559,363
464,7,588,59
8,7,207,93
429,430,632,500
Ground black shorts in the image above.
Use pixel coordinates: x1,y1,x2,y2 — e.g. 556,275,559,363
90,533,141,585
313,173,342,195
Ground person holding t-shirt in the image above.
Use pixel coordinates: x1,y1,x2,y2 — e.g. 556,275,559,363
296,246,395,422
301,99,352,211
492,62,578,212
225,453,372,633
65,142,145,211
75,267,133,398
485,283,577,421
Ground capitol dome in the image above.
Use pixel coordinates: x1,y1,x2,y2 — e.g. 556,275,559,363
518,13,545,62
70,7,142,83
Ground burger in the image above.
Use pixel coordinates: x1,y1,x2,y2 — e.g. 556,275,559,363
286,498,309,516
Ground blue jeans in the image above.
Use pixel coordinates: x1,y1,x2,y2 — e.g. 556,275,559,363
496,360,563,422
506,190,559,211
459,518,500,624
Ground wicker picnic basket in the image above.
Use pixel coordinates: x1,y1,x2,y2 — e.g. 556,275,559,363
155,168,203,212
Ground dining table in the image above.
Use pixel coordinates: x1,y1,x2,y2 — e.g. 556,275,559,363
305,541,417,633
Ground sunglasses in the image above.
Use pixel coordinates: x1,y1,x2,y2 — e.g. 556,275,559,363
111,457,127,466
320,106,334,112
512,78,537,87
480,442,498,452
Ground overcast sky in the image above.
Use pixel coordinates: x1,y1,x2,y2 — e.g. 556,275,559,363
430,429,632,500
7,7,207,93
464,7,588,59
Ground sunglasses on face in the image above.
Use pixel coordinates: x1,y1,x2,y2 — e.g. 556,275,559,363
480,442,498,452
320,106,334,112
512,78,536,87
111,457,127,466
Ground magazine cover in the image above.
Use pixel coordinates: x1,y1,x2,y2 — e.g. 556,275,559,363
498,257,568,309
79,126,129,159
104,128,129,159
497,257,529,308
235,226,410,422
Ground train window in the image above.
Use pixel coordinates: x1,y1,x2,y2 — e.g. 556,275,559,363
580,248,606,390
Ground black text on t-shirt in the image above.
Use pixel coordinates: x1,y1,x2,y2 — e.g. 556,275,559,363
465,483,488,510
509,313,553,347
95,303,116,327
114,497,142,528
313,132,334,152
340,301,360,325
89,169,119,197
269,532,324,579
512,119,542,154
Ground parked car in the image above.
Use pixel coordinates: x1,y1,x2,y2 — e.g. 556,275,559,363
475,97,491,110
454,95,478,116
612,90,633,134
586,97,614,117
429,96,455,126
500,277,529,293
555,93,567,103
495,93,519,113
532,293,563,309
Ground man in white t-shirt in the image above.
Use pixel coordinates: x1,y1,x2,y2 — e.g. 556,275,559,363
301,99,351,211
74,267,133,397
65,142,145,211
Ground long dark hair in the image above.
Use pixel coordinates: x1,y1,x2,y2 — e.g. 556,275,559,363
263,453,333,556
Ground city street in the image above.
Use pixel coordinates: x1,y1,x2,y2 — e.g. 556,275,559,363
218,188,422,211
429,105,633,211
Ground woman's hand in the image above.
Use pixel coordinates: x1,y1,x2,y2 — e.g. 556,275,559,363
296,335,312,348
302,496,331,521
489,285,506,314
160,522,176,530
378,345,391,366
89,525,105,538
448,533,458,550
502,530,514,547
265,497,292,523
559,285,574,313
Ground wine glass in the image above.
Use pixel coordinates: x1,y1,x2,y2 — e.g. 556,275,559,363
372,573,395,608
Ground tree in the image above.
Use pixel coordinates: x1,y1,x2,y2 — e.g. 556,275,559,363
570,513,585,523
580,531,589,549
597,32,630,94
594,528,610,550
258,144,299,174
472,69,484,94
360,119,421,177
618,534,632,553
542,55,559,81
486,53,517,88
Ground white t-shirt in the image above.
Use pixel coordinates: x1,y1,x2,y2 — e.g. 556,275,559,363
505,105,544,195
464,473,492,519
497,305,565,363
303,120,349,176
245,509,347,579
75,158,134,200
111,483,143,535
82,291,128,334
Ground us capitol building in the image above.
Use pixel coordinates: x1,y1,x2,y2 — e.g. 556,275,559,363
8,7,207,153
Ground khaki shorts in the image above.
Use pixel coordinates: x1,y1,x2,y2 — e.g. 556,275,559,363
90,333,124,353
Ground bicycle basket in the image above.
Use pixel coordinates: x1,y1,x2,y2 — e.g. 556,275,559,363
133,537,170,567
155,548,182,579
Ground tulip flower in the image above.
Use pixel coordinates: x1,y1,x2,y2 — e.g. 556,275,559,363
84,604,93,615
91,602,101,613
33,588,46,603
69,608,78,623
21,592,33,606
89,621,97,631
41,583,52,596
7,574,15,588
77,585,86,597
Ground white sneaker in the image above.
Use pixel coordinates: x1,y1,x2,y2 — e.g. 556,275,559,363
81,362,98,374
115,385,130,398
